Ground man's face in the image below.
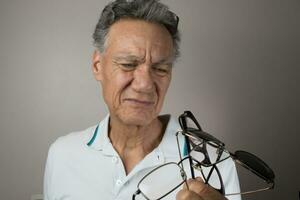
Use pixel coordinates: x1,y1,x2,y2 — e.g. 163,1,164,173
93,19,174,126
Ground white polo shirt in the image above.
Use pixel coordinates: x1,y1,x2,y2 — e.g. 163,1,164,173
43,115,241,200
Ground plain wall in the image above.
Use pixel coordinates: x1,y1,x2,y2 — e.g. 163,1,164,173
0,0,299,200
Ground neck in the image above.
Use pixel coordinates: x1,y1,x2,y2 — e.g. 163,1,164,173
108,115,164,174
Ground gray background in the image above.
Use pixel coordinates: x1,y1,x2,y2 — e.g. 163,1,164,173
0,0,299,200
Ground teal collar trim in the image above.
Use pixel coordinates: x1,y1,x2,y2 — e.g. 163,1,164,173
183,140,188,157
87,125,99,146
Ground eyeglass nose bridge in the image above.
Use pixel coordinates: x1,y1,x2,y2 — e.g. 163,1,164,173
177,111,276,197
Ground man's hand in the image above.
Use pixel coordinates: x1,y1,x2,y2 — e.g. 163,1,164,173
176,177,228,200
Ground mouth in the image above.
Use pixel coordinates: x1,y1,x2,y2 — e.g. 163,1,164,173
123,98,155,106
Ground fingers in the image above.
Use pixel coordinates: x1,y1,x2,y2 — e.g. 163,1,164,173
176,188,204,200
183,177,209,196
183,177,228,200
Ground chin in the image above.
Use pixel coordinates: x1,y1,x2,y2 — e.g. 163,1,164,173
118,110,157,126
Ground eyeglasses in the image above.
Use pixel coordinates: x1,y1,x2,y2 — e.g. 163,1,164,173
132,158,189,200
178,111,230,179
132,111,275,200
179,111,275,196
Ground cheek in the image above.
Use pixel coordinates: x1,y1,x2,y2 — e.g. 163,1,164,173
161,76,171,93
103,73,132,103
157,77,171,103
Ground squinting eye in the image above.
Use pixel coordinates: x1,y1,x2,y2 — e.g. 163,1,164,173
153,66,171,76
120,63,137,70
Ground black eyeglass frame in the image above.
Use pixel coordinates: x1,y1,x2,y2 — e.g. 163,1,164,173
132,111,275,199
132,156,192,200
179,110,275,196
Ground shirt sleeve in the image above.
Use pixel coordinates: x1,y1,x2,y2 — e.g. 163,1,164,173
43,142,58,200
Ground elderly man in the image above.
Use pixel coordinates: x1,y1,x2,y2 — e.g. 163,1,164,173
43,0,240,200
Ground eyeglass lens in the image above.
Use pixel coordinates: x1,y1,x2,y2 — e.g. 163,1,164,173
134,111,275,199
137,163,186,200
234,150,275,184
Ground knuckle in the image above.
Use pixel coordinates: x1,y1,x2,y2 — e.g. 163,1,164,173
176,189,190,200
189,180,209,196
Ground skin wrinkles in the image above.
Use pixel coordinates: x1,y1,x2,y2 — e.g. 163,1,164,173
92,19,174,173
94,19,173,126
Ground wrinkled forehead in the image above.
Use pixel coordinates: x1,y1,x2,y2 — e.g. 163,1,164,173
104,19,175,63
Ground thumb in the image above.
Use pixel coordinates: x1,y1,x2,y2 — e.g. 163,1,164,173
176,188,204,200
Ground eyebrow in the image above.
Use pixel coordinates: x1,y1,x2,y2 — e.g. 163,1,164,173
113,54,173,66
153,59,172,66
113,55,144,63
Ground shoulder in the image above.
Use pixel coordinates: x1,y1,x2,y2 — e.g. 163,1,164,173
47,125,98,157
158,114,185,159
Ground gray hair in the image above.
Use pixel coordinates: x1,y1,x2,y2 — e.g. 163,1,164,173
93,0,180,59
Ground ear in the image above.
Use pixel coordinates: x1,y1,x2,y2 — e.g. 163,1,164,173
92,50,103,81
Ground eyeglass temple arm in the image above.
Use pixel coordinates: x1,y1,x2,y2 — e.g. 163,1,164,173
205,164,225,195
179,111,204,179
225,182,275,196
183,135,195,179
181,111,203,131
178,115,195,179
132,189,140,200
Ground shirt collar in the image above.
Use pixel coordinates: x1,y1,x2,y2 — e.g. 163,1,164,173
86,114,185,158
156,115,185,160
86,114,111,151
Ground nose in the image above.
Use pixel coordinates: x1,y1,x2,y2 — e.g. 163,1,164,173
131,64,154,93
